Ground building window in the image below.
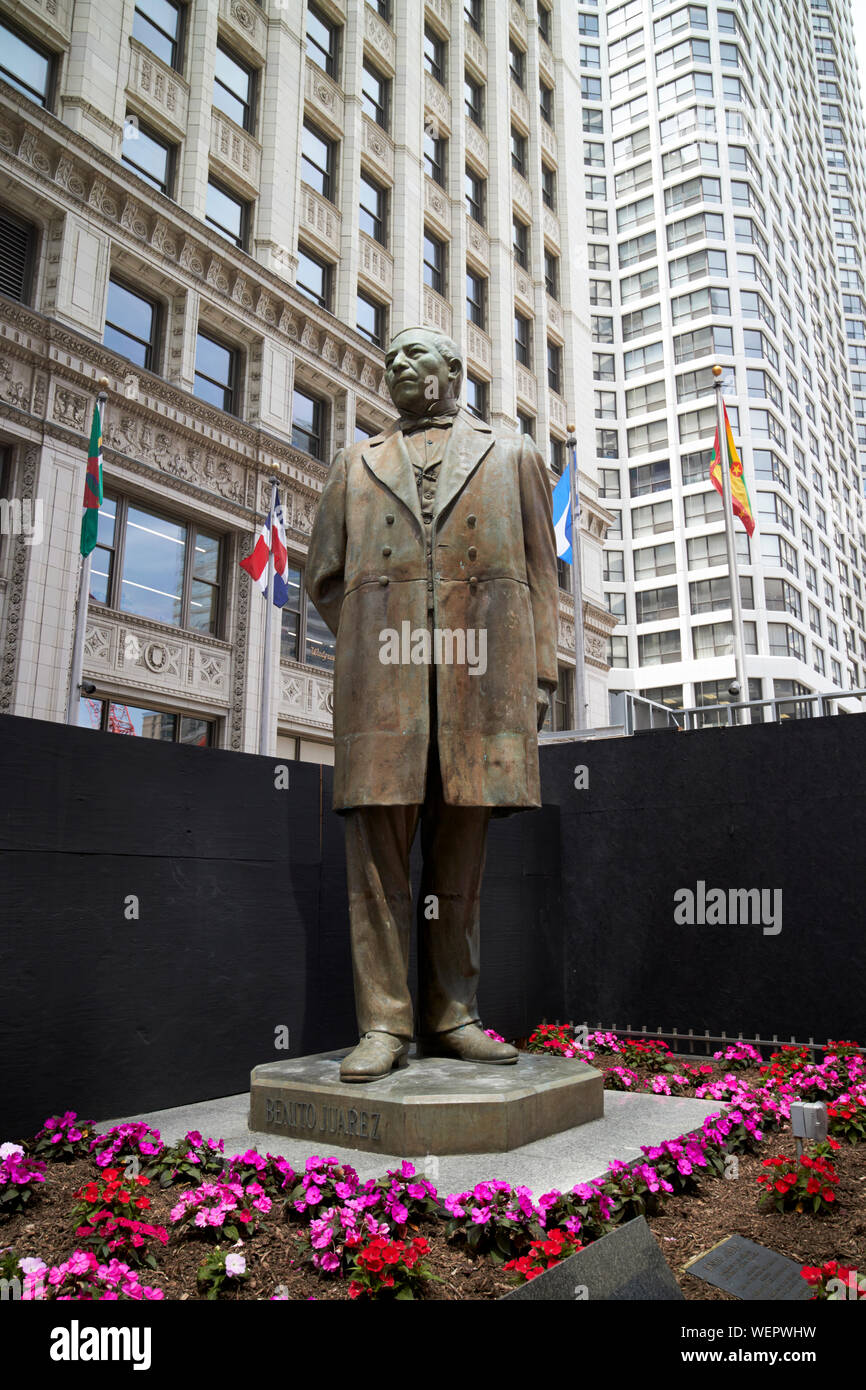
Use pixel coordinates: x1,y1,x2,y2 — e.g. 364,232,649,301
424,131,446,187
465,167,485,224
194,330,238,414
104,277,159,370
133,0,184,71
538,2,551,44
544,250,558,299
306,2,340,80
374,0,391,20
424,25,446,84
549,438,564,475
512,215,528,268
466,373,488,420
465,0,482,33
280,566,335,672
296,246,332,310
359,171,387,244
356,291,386,347
0,207,37,304
91,492,223,635
514,312,531,367
205,178,248,249
638,629,681,665
362,59,389,130
509,37,525,89
511,126,527,177
465,72,484,126
214,40,256,132
466,269,486,328
541,164,556,210
517,410,535,438
1,18,56,108
80,699,215,745
301,121,336,201
292,387,326,459
121,116,175,195
539,80,553,125
547,341,562,393
423,230,446,295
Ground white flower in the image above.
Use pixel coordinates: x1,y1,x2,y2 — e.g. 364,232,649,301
0,1143,24,1161
20,1257,47,1274
225,1253,246,1277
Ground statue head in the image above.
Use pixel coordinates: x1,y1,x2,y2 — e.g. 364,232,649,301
384,327,464,417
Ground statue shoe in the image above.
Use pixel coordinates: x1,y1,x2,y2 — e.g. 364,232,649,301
417,1023,518,1065
340,1032,410,1083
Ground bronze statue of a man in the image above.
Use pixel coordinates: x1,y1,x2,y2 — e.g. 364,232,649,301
306,327,558,1082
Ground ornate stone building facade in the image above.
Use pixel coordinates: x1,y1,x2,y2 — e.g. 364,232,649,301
0,0,615,758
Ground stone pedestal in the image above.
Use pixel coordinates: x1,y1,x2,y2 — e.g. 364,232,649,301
249,1049,604,1156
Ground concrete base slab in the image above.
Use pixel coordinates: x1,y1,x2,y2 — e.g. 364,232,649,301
100,1088,723,1194
249,1049,604,1156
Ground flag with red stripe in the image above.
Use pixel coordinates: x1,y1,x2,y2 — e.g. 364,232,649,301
239,487,290,607
709,402,755,537
80,401,104,557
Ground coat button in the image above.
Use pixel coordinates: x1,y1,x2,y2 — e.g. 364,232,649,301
467,515,477,527
468,546,477,560
385,514,394,524
379,575,389,586
382,545,392,556
469,575,478,586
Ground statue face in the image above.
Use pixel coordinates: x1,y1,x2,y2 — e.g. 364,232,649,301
384,331,459,416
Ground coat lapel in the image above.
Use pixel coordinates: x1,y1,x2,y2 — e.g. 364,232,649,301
362,427,423,528
434,412,494,520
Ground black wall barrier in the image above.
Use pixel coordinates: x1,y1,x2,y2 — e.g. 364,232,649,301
1,711,864,1139
0,713,561,1137
541,716,866,1048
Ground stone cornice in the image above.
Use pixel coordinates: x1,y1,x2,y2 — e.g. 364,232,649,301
0,297,329,521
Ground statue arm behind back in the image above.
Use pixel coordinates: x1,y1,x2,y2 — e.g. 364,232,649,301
305,448,348,638
518,437,559,691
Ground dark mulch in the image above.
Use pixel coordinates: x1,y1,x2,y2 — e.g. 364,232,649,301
0,1155,515,1300
647,1131,866,1298
3,1053,864,1300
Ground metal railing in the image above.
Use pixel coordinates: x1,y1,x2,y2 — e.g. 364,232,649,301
541,1021,865,1061
613,687,866,735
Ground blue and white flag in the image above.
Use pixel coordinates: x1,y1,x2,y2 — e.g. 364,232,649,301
552,462,578,563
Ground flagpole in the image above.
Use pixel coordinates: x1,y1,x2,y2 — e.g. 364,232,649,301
566,425,588,731
65,380,108,726
259,475,277,756
712,365,750,725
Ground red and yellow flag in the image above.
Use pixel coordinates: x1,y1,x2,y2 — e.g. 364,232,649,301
709,403,755,537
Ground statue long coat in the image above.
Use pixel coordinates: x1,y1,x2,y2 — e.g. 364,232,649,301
305,409,558,811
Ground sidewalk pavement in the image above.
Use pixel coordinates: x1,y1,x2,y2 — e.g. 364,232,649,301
102,1089,724,1194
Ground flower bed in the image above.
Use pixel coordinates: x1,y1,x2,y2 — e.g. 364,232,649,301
1,1033,864,1300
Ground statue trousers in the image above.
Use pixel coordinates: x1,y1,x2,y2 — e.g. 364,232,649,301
343,667,491,1040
